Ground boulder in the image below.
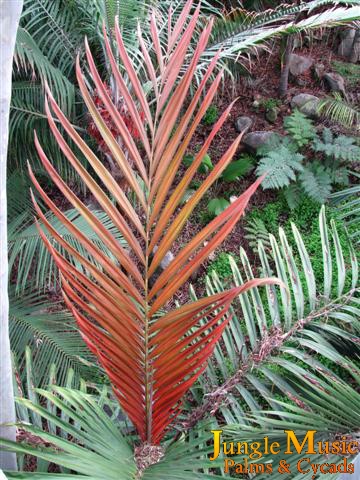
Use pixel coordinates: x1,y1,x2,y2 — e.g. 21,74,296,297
323,72,346,95
338,29,355,57
291,93,320,118
242,131,277,151
235,116,253,133
337,28,360,63
349,31,360,63
289,53,313,76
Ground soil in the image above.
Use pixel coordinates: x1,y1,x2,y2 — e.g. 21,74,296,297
168,38,359,303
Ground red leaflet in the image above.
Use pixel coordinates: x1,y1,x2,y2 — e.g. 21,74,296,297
31,2,280,445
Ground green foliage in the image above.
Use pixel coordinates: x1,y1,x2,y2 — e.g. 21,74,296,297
332,59,360,87
245,195,359,290
299,162,332,204
259,97,281,111
9,290,97,388
207,197,230,216
183,153,214,173
317,93,360,130
221,155,254,182
255,120,359,207
255,145,304,189
207,252,237,280
330,172,360,245
202,104,218,125
244,217,271,249
284,109,316,147
313,127,360,162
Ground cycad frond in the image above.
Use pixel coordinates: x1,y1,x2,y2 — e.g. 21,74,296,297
223,364,360,479
185,206,359,429
9,289,97,388
8,207,127,293
318,93,360,131
330,173,360,245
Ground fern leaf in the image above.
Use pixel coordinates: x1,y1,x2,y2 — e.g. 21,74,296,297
299,162,332,204
256,146,304,190
284,109,316,147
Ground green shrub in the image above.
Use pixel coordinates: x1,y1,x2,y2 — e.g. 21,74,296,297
207,197,230,216
202,104,218,125
183,152,214,173
332,60,360,87
207,252,238,279
221,155,254,182
259,97,281,111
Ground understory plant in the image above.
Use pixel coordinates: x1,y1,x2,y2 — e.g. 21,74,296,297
255,110,360,208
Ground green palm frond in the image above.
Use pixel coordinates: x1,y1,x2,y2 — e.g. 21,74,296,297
2,388,222,479
8,207,127,293
199,1,360,79
318,93,360,131
14,28,75,114
19,0,101,78
3,370,360,478
9,82,84,182
9,290,98,388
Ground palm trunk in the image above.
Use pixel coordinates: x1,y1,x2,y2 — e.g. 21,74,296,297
278,35,293,97
0,0,23,471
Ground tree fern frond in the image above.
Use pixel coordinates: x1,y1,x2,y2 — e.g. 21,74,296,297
299,162,332,204
256,146,304,190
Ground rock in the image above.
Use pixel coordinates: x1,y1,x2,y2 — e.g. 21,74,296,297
349,31,360,63
289,53,313,76
338,29,355,57
337,28,360,63
313,63,325,81
295,77,307,87
338,28,354,55
235,116,253,133
291,93,320,118
242,131,277,151
265,107,279,124
324,72,346,95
